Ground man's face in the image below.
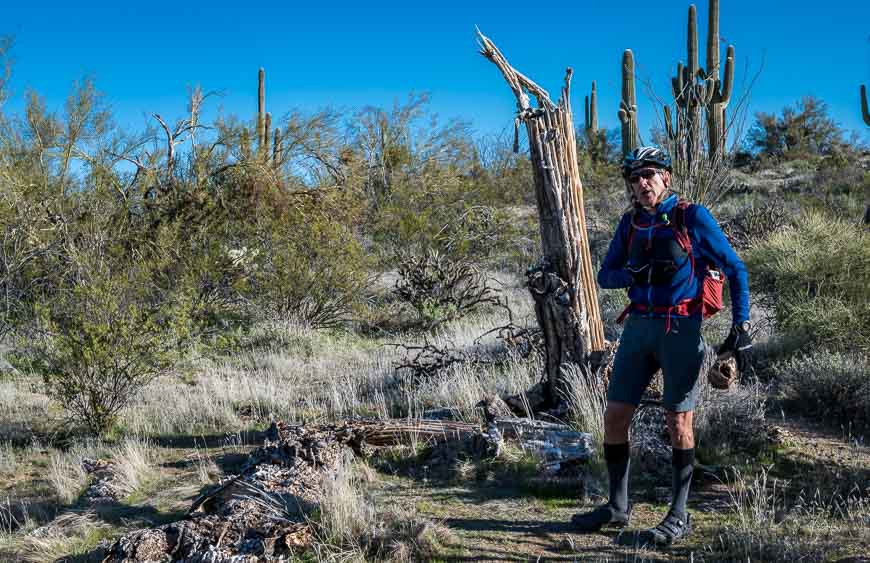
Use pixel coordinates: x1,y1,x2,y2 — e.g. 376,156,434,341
629,166,670,208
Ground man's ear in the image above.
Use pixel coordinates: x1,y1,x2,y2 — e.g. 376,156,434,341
662,170,672,187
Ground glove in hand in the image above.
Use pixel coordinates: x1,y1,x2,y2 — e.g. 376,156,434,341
717,325,753,373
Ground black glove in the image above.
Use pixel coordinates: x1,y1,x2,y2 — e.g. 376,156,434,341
626,264,650,286
718,322,753,373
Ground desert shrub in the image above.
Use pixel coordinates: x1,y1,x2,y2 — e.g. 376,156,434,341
745,211,870,352
695,377,768,460
771,350,870,437
746,96,849,161
394,250,502,327
724,200,789,249
12,243,189,434
250,195,371,330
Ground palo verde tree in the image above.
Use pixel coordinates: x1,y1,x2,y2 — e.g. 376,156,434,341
477,30,605,408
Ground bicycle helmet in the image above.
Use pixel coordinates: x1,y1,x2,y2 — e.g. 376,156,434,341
622,146,672,178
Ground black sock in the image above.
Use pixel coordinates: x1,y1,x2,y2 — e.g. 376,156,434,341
604,442,630,513
671,447,695,519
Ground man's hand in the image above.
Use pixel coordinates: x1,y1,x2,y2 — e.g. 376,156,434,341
626,264,650,285
717,322,753,372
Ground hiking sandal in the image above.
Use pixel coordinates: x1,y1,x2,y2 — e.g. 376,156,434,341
570,503,632,532
642,511,692,546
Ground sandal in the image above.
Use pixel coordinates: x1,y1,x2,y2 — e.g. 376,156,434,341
570,503,631,532
642,511,692,546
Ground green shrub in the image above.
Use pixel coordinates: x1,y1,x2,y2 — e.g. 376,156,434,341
14,260,187,435
745,211,870,352
772,350,870,437
251,199,371,329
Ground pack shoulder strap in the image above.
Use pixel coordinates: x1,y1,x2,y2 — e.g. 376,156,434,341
672,199,693,254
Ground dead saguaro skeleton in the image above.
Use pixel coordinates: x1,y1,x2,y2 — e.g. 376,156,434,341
477,30,605,407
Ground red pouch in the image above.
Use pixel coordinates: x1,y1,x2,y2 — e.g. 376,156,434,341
700,267,725,318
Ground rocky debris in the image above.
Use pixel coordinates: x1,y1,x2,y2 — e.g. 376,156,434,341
475,395,515,423
103,422,352,562
81,458,124,505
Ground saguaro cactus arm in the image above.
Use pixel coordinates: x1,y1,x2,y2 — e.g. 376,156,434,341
861,84,870,126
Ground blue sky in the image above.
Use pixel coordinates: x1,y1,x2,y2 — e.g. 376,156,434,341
2,0,868,146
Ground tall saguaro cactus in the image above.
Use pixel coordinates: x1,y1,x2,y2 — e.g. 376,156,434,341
478,30,605,407
618,50,639,156
257,68,266,156
861,84,870,126
584,81,599,133
704,0,735,161
668,4,713,169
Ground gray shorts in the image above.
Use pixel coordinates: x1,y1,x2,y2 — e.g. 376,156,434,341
607,315,705,412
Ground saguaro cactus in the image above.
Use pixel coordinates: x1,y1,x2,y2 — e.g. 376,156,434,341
704,0,734,161
669,4,713,168
618,50,639,156
861,84,870,126
584,81,598,133
257,68,266,154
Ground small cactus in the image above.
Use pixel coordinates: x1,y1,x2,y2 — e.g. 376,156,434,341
861,84,870,127
584,81,598,133
618,50,639,156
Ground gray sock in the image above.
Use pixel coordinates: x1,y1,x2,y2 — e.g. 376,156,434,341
604,442,630,513
671,447,695,519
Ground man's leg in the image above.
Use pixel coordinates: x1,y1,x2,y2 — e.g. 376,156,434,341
666,409,694,520
604,401,636,514
571,316,656,531
649,316,704,545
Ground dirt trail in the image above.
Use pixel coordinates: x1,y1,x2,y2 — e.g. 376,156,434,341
370,416,870,562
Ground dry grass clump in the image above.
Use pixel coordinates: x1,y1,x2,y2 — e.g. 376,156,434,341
0,374,52,443
772,350,870,437
312,455,453,561
712,467,870,561
47,438,159,506
13,511,114,563
47,444,99,506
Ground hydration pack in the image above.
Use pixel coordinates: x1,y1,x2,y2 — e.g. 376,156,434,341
617,199,724,328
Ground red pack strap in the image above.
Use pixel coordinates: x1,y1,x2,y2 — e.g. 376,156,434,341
619,299,701,332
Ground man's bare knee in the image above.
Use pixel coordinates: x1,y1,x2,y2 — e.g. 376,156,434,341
666,410,695,449
604,402,635,443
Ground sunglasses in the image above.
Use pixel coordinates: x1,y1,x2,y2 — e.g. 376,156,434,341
628,169,661,183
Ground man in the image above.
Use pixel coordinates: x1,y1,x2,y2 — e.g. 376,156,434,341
570,147,752,545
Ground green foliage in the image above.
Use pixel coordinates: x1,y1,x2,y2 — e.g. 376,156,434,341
251,196,371,329
746,97,849,161
745,211,870,352
13,251,188,435
772,350,870,437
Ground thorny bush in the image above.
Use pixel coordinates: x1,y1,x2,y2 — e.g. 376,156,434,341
394,250,503,328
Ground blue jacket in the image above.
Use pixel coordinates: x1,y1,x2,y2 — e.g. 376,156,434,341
597,193,750,324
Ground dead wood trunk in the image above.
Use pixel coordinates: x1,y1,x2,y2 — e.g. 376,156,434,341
477,31,605,407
